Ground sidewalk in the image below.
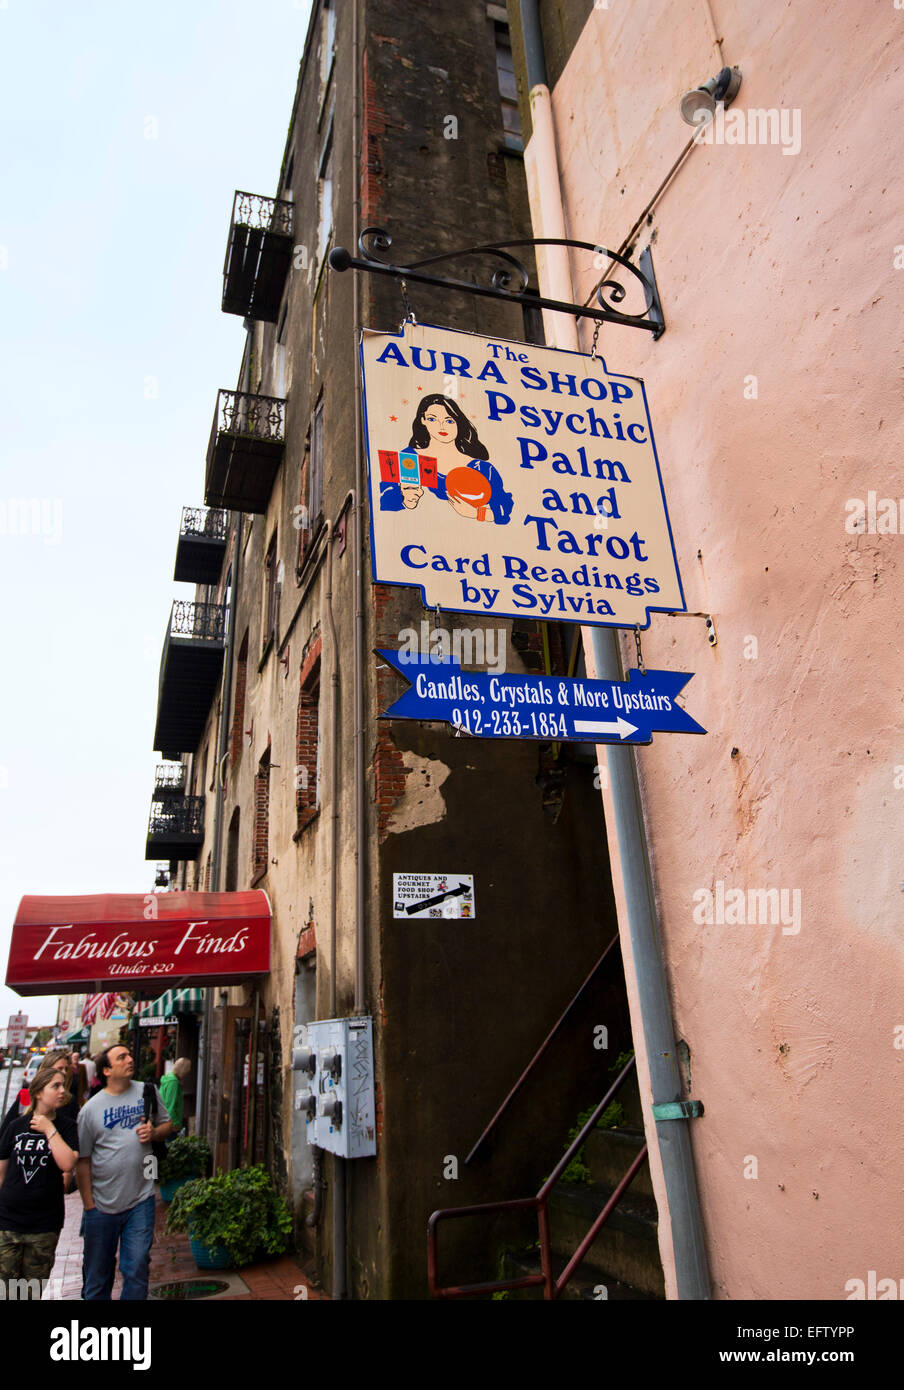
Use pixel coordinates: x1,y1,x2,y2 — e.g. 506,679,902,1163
46,1189,325,1301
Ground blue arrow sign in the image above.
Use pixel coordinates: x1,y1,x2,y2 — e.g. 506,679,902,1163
377,650,706,745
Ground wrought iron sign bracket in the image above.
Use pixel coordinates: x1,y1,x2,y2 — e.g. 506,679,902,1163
329,229,665,339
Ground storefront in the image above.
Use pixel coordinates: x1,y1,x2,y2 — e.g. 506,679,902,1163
5,891,271,1154
131,987,206,1126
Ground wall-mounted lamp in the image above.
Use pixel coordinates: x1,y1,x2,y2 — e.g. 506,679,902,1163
679,66,742,126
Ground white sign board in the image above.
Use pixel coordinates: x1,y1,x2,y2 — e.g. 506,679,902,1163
393,873,475,920
360,322,686,628
6,1013,27,1048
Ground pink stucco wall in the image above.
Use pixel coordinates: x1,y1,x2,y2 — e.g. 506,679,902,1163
531,0,904,1298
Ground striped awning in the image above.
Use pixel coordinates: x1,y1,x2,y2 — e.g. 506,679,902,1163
133,987,205,1019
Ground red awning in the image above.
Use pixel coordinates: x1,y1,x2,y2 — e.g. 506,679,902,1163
6,892,271,997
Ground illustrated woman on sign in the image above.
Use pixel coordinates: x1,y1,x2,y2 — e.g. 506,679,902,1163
379,394,513,524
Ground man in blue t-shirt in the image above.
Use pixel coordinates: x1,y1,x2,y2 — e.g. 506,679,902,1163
76,1044,172,1300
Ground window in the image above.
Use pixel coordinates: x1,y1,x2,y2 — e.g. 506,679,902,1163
494,21,523,151
252,748,271,882
320,2,336,104
296,648,322,833
231,630,249,766
317,121,333,266
263,531,279,653
225,810,240,893
296,397,324,575
309,397,324,527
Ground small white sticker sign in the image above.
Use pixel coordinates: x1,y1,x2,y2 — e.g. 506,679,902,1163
393,873,475,920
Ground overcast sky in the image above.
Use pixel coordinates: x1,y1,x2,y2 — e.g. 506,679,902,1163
0,0,312,1026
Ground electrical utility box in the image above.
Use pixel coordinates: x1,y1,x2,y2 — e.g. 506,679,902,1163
292,1016,376,1159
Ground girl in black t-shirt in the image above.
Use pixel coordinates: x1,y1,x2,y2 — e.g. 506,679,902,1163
0,1070,79,1295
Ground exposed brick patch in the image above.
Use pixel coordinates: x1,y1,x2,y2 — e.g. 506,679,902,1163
361,50,405,223
253,745,271,879
296,924,317,959
296,634,322,832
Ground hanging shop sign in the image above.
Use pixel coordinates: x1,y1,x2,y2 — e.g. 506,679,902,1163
379,652,705,745
6,892,272,997
393,873,476,920
360,322,686,629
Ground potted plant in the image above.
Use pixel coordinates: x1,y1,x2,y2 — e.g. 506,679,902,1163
165,1164,292,1269
157,1135,211,1202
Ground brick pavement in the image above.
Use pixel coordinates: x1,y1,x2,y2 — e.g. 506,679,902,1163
44,1188,325,1301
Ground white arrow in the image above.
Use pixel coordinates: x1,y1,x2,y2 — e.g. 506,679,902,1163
573,717,638,740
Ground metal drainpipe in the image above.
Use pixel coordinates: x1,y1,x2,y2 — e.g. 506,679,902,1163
351,0,366,1018
519,0,710,1300
325,516,346,1299
200,506,241,1139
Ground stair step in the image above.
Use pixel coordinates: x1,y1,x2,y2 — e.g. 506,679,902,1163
500,1248,663,1301
585,1125,655,1200
548,1182,665,1297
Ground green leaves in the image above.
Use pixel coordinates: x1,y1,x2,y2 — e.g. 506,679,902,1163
158,1135,212,1184
165,1164,292,1267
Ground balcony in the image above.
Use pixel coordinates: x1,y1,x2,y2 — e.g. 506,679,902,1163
153,762,187,798
222,191,293,322
204,389,286,514
145,796,205,861
153,601,227,756
174,506,229,585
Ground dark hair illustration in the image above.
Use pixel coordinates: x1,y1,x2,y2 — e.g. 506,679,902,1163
406,395,489,461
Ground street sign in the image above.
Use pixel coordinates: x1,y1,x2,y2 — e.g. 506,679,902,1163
393,873,476,919
378,651,705,745
6,1013,27,1048
360,321,686,628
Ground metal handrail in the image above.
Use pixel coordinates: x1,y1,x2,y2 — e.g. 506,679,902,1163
154,763,186,793
428,1055,644,1300
466,934,620,1165
230,190,293,237
168,600,228,643
179,506,229,542
147,795,205,838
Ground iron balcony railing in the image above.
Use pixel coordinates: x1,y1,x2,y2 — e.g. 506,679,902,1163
154,763,186,795
168,600,228,644
147,796,205,840
179,506,229,542
230,190,294,238
208,389,286,451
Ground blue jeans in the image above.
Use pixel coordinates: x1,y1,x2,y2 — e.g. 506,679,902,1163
82,1195,156,1301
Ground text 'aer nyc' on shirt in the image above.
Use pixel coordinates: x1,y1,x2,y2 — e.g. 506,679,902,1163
78,1081,170,1214
0,1112,79,1233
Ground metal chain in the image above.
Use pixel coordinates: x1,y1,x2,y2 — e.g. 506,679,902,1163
590,318,602,359
634,624,646,675
399,278,416,329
